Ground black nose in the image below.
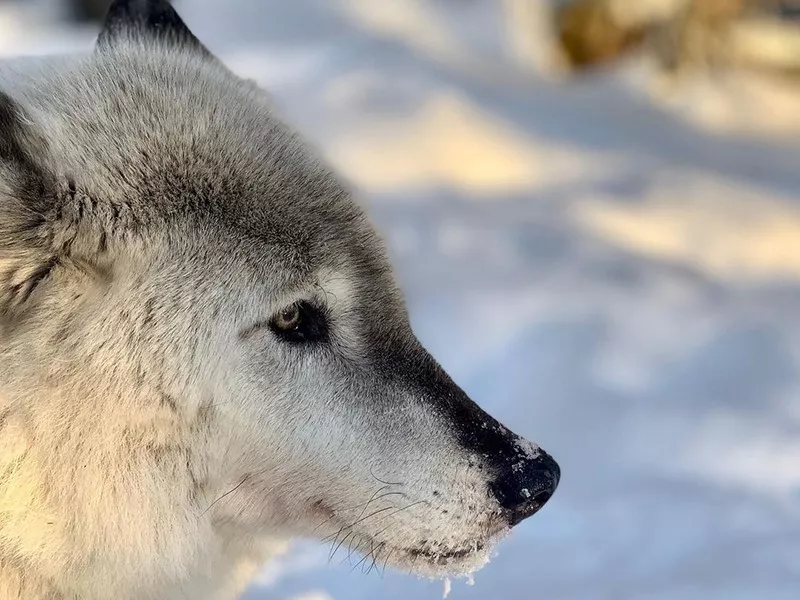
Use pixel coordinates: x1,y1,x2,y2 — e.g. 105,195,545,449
489,450,560,527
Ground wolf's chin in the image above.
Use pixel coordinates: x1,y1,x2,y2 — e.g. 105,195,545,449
369,529,510,579
305,503,509,577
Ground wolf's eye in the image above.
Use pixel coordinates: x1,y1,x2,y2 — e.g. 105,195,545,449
272,306,301,331
268,301,328,344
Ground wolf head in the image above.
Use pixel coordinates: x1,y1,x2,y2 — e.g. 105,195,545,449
0,0,558,589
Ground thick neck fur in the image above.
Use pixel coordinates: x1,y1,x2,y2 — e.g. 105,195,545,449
0,281,280,598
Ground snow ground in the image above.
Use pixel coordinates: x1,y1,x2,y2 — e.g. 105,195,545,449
2,1,800,598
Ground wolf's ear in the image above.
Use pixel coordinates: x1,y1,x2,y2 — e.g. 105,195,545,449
97,0,213,58
0,91,54,227
0,93,115,316
0,92,63,313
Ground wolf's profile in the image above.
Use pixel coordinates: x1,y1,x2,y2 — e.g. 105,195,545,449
0,1,560,598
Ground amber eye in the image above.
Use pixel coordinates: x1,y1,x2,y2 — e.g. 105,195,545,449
272,305,301,331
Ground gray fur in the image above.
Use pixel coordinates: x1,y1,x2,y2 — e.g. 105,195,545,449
0,2,559,598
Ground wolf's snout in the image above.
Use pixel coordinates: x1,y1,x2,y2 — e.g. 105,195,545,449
398,345,560,534
490,450,560,527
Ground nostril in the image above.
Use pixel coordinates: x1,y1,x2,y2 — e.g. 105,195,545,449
506,482,557,527
532,489,553,506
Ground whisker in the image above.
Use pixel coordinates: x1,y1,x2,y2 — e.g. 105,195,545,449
325,525,346,559
319,502,397,545
199,475,249,518
325,496,429,572
310,513,337,535
381,548,395,577
313,487,411,541
367,541,386,576
346,504,397,529
344,533,359,564
337,490,407,515
345,535,370,567
351,544,373,573
330,529,355,563
369,466,404,487
352,485,389,524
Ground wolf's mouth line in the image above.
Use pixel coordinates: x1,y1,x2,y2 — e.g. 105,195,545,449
407,543,484,561
320,516,495,566
353,527,507,567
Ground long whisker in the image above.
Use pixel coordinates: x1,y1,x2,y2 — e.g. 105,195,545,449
199,475,249,518
359,485,388,515
351,542,374,573
311,490,408,536
369,467,404,487
326,496,430,570
326,525,346,560
330,529,355,563
345,504,397,530
366,541,386,575
381,547,395,577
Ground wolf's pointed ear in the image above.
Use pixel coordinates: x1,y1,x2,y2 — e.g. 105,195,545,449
0,91,53,214
0,92,62,314
97,0,213,58
1,93,118,316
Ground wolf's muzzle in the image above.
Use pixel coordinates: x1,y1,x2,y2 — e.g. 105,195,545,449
490,450,560,527
387,340,561,527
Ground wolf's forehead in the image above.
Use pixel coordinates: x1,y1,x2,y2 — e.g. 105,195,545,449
45,50,375,250
11,48,393,299
41,50,302,186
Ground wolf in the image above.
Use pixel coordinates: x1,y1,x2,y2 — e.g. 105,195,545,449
0,1,560,598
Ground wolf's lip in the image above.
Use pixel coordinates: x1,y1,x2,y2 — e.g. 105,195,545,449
407,543,484,563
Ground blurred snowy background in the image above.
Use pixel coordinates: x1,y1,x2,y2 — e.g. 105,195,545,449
3,0,800,598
